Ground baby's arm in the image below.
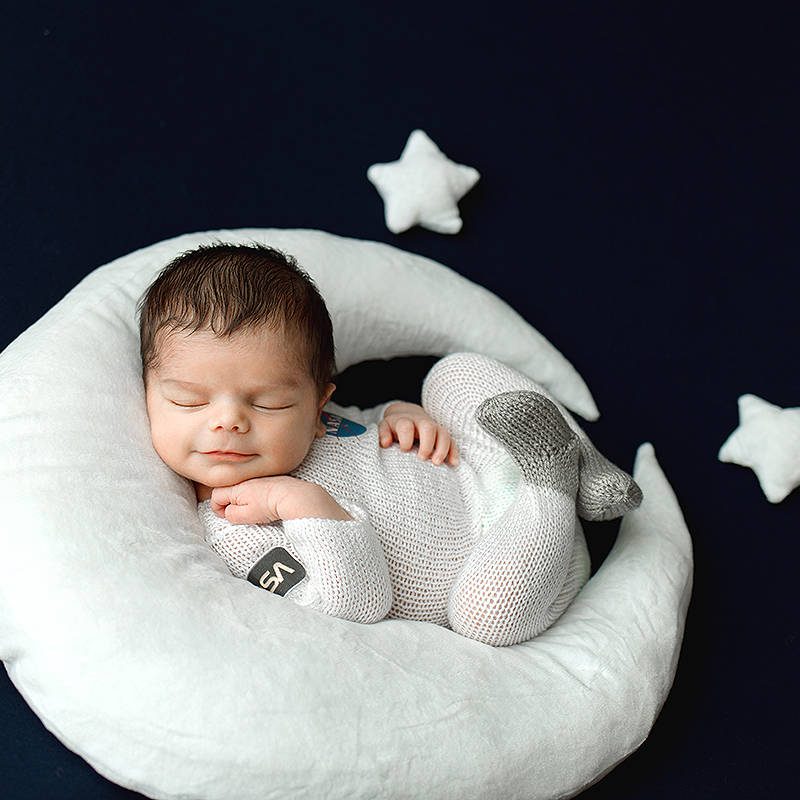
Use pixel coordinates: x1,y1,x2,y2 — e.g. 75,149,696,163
282,501,393,624
201,478,392,624
201,508,392,624
210,475,352,523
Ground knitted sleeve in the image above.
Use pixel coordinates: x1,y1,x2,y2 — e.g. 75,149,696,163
198,501,392,625
283,500,393,624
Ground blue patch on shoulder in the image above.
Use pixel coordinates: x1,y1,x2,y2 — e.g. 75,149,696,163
321,411,367,437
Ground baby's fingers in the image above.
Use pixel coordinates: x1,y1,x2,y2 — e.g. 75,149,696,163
416,420,438,461
210,486,232,517
222,502,255,525
394,418,416,452
431,428,458,467
446,439,460,466
378,420,393,448
210,500,227,517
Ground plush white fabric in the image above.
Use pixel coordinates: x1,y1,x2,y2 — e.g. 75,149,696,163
0,228,693,799
718,393,800,503
367,129,480,234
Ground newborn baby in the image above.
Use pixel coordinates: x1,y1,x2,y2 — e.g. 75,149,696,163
138,241,642,647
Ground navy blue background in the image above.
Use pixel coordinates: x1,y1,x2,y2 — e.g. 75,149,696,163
1,3,797,798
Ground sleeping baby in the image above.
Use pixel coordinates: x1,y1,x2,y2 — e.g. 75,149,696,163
137,241,642,647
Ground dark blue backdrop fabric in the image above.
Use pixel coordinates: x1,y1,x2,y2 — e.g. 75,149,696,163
1,3,797,798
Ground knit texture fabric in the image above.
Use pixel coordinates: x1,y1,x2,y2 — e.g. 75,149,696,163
199,499,393,624
197,352,641,646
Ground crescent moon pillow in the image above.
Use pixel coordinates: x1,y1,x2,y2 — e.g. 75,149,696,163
0,228,693,800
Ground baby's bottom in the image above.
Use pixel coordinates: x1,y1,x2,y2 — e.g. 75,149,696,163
421,352,591,647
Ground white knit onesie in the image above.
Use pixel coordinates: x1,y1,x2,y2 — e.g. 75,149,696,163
198,352,595,647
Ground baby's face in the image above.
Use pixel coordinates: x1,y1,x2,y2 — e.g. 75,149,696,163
144,326,335,501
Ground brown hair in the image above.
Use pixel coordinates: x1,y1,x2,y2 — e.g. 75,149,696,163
135,241,336,397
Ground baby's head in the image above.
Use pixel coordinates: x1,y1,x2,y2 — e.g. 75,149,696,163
136,241,338,501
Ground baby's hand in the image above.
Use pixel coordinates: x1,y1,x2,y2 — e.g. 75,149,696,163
378,402,459,467
210,476,352,523
210,476,295,523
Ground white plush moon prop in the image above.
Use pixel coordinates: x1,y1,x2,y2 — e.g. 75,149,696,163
103,227,599,421
0,229,692,800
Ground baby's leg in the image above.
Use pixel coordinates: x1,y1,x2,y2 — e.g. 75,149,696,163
422,352,641,521
551,518,592,621
448,512,591,647
444,386,582,646
421,352,636,646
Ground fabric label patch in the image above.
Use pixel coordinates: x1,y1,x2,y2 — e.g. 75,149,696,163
247,547,306,595
321,411,366,437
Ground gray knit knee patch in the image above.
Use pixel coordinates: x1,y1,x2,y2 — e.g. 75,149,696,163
475,390,579,489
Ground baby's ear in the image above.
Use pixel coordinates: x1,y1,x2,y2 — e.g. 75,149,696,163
319,382,337,410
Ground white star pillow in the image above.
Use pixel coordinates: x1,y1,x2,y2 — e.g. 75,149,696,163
367,129,480,234
718,394,800,503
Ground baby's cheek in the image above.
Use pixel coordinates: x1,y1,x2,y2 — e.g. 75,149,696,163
150,422,190,469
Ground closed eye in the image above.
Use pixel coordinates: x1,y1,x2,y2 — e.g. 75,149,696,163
169,401,293,411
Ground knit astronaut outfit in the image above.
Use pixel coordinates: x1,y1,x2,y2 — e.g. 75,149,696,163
198,352,642,647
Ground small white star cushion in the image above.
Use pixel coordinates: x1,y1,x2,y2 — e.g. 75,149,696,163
718,394,800,503
367,129,480,234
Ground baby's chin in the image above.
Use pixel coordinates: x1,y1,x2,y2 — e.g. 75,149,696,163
191,461,300,498
190,465,257,502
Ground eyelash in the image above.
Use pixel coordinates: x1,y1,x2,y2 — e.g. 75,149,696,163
170,402,291,411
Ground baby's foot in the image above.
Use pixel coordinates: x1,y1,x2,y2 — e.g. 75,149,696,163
475,390,580,494
575,451,643,521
